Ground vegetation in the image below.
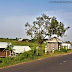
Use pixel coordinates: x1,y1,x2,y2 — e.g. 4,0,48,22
25,14,70,49
0,48,72,68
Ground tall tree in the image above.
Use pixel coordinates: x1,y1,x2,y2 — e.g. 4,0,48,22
25,14,70,49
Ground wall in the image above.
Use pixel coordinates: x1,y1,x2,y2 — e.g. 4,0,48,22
47,42,58,51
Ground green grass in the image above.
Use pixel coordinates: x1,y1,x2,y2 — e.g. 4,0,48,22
0,49,72,68
0,38,72,68
0,38,40,48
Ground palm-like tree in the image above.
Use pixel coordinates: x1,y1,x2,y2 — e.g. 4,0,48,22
5,43,13,57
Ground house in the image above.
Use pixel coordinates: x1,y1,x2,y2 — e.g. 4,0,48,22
47,37,63,51
18,38,23,42
61,42,71,49
0,42,11,57
12,45,31,54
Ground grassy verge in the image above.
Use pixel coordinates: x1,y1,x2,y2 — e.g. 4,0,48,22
0,49,72,69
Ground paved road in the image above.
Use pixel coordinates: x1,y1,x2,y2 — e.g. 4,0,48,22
1,54,72,72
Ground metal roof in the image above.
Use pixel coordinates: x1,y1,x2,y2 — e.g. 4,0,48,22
13,45,31,53
0,42,11,48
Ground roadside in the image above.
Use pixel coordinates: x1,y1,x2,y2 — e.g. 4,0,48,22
0,49,72,69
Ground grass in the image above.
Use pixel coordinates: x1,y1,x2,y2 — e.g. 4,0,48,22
0,49,72,68
0,38,40,48
0,38,72,68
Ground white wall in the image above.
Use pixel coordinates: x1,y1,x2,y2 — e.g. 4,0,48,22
61,43,71,49
13,46,31,53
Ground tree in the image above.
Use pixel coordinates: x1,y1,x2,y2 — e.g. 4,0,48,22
65,41,70,43
25,14,70,49
5,43,13,56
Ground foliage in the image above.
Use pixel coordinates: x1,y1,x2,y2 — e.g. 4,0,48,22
25,14,70,41
60,48,67,52
2,57,14,63
30,39,37,43
27,50,34,58
65,41,70,43
5,43,13,51
0,48,72,68
0,58,3,63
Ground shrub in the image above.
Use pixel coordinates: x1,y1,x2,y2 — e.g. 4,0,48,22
2,57,14,63
27,50,34,58
21,52,28,58
14,52,28,61
60,48,67,52
38,50,44,56
0,58,3,63
14,56,24,61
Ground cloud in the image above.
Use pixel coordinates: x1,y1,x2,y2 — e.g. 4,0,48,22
0,10,72,41
44,10,72,41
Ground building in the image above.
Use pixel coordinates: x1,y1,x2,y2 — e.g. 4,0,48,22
61,43,71,49
18,38,23,42
0,42,11,57
47,37,63,51
13,45,31,54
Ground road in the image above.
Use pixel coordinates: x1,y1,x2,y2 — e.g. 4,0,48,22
0,54,72,72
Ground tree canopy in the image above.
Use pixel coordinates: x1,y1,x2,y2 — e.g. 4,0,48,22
25,14,70,43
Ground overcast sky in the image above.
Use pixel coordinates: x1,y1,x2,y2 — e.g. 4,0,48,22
0,0,72,41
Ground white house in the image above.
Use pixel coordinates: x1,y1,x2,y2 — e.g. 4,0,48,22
61,43,71,49
0,42,11,57
13,45,31,54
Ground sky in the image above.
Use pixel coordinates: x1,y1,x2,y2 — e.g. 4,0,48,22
0,0,72,41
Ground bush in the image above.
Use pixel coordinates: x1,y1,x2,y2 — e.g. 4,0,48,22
38,50,44,56
14,56,24,61
2,57,14,63
60,48,67,52
0,58,3,63
14,52,28,61
27,50,34,58
21,52,28,58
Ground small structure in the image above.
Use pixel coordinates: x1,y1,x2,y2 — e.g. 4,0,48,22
18,38,23,42
47,37,63,52
61,43,71,49
13,45,31,54
0,42,11,57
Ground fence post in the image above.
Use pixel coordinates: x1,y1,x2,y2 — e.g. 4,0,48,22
36,47,38,55
59,46,60,51
52,47,55,53
45,45,47,54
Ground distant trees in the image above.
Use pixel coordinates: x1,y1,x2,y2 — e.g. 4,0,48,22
25,14,70,49
65,41,70,43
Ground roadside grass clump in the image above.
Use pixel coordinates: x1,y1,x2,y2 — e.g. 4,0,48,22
60,48,67,52
27,50,34,58
37,49,44,56
2,57,14,63
55,48,67,53
0,58,3,63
